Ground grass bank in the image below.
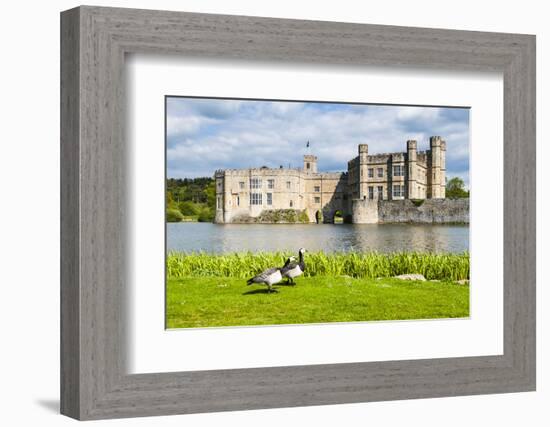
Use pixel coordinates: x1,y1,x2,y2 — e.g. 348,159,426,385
167,251,470,281
166,276,469,328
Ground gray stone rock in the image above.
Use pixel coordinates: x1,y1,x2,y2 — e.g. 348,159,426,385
393,273,426,281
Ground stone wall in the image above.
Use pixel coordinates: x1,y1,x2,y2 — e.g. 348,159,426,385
222,199,469,224
377,198,469,224
351,199,379,224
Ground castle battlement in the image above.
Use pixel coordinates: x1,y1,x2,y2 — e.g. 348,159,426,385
218,167,303,175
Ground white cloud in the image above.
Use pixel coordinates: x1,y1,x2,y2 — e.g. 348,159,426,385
166,115,203,137
396,106,440,121
166,98,469,183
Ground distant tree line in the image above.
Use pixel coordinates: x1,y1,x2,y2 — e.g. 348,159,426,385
166,177,216,222
445,177,469,199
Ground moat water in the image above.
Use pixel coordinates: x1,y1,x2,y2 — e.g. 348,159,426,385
167,223,469,254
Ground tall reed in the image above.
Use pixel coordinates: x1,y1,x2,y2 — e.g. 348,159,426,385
167,251,469,281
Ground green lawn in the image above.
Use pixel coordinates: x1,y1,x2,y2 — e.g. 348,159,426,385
166,276,469,329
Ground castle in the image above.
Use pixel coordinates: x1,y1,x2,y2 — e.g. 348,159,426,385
214,136,446,224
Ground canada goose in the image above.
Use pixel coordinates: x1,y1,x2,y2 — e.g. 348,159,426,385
281,256,296,269
246,267,283,293
281,248,306,285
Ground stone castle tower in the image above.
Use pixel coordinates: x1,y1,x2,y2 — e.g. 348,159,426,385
303,154,317,173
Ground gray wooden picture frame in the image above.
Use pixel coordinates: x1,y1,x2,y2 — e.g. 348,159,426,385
60,5,536,421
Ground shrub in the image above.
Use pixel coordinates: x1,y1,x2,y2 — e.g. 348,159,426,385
166,208,184,222
256,209,310,223
411,199,425,207
298,210,310,223
179,201,199,216
197,207,214,222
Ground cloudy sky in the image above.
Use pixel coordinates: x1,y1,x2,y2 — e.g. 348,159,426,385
166,97,470,188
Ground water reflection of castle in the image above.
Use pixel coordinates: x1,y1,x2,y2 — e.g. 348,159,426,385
215,137,446,224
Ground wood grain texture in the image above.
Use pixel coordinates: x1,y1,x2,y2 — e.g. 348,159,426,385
60,7,80,419
60,6,536,420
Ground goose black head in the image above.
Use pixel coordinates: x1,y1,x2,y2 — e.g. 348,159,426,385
299,248,306,254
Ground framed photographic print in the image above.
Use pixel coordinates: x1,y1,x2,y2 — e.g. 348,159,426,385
61,5,536,420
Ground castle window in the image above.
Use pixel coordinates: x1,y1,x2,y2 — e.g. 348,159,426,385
393,165,404,177
377,186,384,200
368,186,374,200
290,200,293,208
237,196,240,206
377,168,384,177
286,181,291,190
216,196,221,209
314,197,321,204
239,181,245,190
266,193,272,205
250,193,262,205
267,179,275,189
306,162,310,169
314,186,320,192
368,168,374,178
392,185,405,198
250,178,262,189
